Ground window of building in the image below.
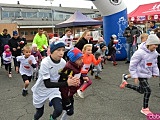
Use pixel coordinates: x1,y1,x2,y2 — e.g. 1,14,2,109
58,14,63,20
2,11,9,18
15,11,20,17
26,12,37,18
39,12,44,18
9,12,15,17
31,31,37,35
65,15,70,19
21,31,28,35
22,12,27,18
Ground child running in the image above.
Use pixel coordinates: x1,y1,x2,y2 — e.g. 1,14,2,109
31,41,80,120
31,43,42,81
77,44,101,98
2,45,12,78
16,45,37,96
58,47,83,120
120,34,160,115
122,33,149,81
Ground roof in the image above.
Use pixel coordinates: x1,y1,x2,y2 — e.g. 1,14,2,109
0,3,97,14
55,11,102,28
128,2,160,17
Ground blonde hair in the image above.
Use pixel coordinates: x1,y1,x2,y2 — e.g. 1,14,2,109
23,45,31,51
141,33,149,42
77,30,90,42
82,44,92,53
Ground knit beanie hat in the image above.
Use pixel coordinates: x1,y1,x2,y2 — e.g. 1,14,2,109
32,43,37,48
13,30,18,36
146,34,160,45
67,47,83,62
50,41,65,53
4,45,10,51
100,43,106,49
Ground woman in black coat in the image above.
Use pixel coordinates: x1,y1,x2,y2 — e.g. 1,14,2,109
74,30,98,53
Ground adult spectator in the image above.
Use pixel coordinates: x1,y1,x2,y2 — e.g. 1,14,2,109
8,30,25,71
147,21,157,34
0,29,11,67
33,28,48,57
123,21,140,64
74,30,98,53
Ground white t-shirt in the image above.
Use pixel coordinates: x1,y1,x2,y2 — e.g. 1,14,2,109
17,55,37,76
31,56,66,108
59,35,73,50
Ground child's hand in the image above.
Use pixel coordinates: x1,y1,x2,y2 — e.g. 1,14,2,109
107,56,111,59
134,78,139,84
67,76,80,86
28,60,32,65
83,77,89,81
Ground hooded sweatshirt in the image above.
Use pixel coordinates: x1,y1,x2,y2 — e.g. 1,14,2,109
129,42,159,78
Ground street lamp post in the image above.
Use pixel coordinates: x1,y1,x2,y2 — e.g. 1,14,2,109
45,0,54,33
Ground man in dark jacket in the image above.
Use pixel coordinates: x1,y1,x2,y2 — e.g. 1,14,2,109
0,29,11,67
123,21,140,64
8,30,26,71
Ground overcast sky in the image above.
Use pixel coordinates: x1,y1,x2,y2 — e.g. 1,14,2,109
0,0,159,13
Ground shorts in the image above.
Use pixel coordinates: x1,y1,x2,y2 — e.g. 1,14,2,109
22,74,32,82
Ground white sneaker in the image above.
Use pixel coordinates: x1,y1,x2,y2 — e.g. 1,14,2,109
77,90,84,98
9,74,12,78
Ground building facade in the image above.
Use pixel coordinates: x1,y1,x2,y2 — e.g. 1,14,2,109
0,3,101,41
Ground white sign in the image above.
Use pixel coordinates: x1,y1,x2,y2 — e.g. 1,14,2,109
92,31,100,41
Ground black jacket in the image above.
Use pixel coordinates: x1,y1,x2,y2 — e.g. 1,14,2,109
8,37,25,56
74,37,98,53
108,40,116,55
123,26,140,44
0,33,11,54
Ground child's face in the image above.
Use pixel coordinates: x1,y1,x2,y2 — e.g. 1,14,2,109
148,44,158,51
23,49,31,58
6,48,10,52
102,46,107,51
32,47,37,51
75,57,83,66
84,32,91,40
66,31,72,37
85,47,92,55
51,47,65,61
142,36,148,42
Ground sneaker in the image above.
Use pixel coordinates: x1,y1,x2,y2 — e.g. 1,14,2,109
77,89,84,98
125,61,130,64
141,108,153,116
22,89,28,96
113,62,117,66
120,80,128,89
95,75,101,80
122,74,127,81
50,115,57,120
8,74,12,78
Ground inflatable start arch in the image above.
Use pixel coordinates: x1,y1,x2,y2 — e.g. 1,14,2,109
92,0,128,60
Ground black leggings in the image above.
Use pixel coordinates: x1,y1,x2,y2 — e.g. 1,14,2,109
34,97,63,120
62,97,74,116
126,78,151,108
4,63,11,74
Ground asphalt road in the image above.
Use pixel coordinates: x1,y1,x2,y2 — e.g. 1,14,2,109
0,61,160,120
